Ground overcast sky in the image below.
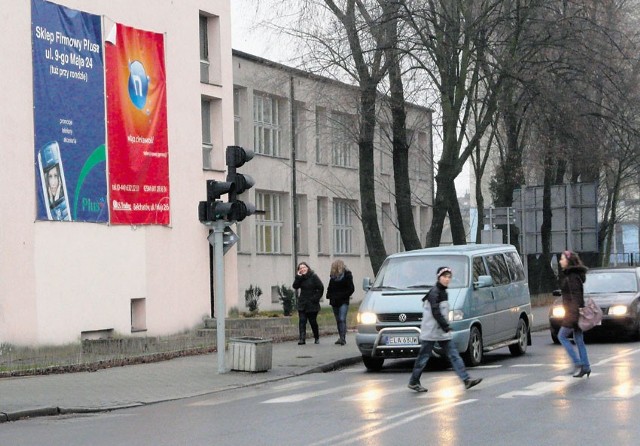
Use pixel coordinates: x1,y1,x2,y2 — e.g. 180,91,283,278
229,0,471,196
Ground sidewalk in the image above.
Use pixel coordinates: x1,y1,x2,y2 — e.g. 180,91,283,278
0,305,550,423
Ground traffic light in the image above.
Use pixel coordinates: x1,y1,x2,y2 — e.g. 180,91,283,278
225,145,256,222
197,146,256,224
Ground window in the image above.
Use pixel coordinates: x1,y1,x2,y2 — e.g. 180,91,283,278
294,101,306,161
485,254,511,285
317,197,328,254
315,107,327,164
201,99,213,169
254,93,281,157
256,192,283,253
331,112,354,167
505,252,526,282
333,199,354,254
233,87,241,145
295,195,308,253
199,15,209,82
472,257,487,281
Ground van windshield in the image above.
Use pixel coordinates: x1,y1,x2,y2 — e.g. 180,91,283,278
372,255,469,289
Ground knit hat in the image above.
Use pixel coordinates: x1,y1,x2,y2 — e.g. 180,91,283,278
436,266,452,278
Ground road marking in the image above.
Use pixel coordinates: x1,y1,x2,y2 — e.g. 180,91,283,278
594,382,640,400
417,373,526,399
497,374,600,399
308,399,477,446
189,380,323,407
593,347,640,366
261,379,391,404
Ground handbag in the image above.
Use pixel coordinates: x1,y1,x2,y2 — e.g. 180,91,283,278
578,297,603,331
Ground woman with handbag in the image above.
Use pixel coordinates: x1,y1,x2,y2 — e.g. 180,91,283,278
558,250,591,378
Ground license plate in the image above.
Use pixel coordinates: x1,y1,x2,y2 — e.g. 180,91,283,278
385,336,418,345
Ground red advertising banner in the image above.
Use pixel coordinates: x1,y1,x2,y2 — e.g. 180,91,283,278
105,23,170,225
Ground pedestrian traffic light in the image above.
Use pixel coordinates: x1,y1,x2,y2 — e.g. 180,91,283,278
225,145,256,222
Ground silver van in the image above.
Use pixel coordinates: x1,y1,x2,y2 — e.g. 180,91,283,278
356,244,532,371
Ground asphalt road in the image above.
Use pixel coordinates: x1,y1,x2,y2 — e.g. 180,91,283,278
2,331,639,446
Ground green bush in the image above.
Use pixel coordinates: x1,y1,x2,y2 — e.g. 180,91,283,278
244,285,262,313
277,284,296,316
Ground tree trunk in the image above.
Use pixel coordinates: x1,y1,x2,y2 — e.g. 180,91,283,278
388,47,421,251
475,178,484,244
359,89,386,274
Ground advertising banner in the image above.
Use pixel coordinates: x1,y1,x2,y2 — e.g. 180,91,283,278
31,0,108,222
105,23,170,225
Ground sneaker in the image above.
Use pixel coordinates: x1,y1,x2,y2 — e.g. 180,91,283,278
314,338,320,344
335,339,342,345
407,383,428,393
464,378,482,390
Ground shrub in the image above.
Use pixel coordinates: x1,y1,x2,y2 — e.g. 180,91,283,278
244,285,262,313
277,284,296,316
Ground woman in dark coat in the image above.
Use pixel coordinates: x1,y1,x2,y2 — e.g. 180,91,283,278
292,262,324,345
558,250,591,377
327,260,355,345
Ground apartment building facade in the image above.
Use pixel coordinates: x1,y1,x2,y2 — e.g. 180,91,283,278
227,51,434,311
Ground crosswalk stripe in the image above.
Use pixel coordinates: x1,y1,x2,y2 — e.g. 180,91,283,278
189,380,323,407
497,374,600,399
594,383,640,399
261,379,391,404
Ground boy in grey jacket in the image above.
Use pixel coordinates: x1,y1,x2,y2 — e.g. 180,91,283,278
408,266,482,392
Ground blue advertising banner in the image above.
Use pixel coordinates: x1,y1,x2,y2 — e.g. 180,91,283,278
31,0,108,222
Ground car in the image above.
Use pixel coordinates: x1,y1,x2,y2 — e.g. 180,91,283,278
549,267,640,343
355,244,532,371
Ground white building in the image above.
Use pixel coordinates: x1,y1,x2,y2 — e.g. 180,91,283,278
229,51,434,312
1,0,433,347
1,0,235,346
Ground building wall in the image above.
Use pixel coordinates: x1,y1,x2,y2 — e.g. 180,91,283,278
230,52,434,312
0,0,235,345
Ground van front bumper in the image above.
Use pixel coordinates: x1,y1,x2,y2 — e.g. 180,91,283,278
356,326,470,359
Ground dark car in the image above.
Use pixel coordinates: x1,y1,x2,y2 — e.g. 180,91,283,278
549,267,640,343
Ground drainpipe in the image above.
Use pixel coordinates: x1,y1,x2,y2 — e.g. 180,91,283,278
291,76,299,271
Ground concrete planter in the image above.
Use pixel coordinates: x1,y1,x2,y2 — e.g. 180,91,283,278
229,336,273,372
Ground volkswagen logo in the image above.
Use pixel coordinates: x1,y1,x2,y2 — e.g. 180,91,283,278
398,313,407,322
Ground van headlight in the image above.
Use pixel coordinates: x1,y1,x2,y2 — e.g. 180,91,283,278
449,310,464,321
358,312,377,325
551,305,565,318
609,305,628,316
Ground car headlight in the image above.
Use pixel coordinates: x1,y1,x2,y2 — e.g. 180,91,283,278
551,306,565,318
449,310,464,321
609,305,628,316
358,312,377,325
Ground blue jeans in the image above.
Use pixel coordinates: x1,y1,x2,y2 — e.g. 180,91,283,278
409,339,470,385
332,303,349,340
558,326,590,370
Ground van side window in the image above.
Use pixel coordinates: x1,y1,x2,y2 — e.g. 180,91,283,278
485,254,510,285
472,257,487,281
505,251,526,282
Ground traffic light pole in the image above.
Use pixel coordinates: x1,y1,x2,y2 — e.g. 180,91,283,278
212,219,227,374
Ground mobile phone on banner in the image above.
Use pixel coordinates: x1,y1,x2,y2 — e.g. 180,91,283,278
38,141,71,221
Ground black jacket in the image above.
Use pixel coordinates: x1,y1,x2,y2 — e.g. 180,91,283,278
560,265,587,328
327,270,355,307
293,271,324,313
